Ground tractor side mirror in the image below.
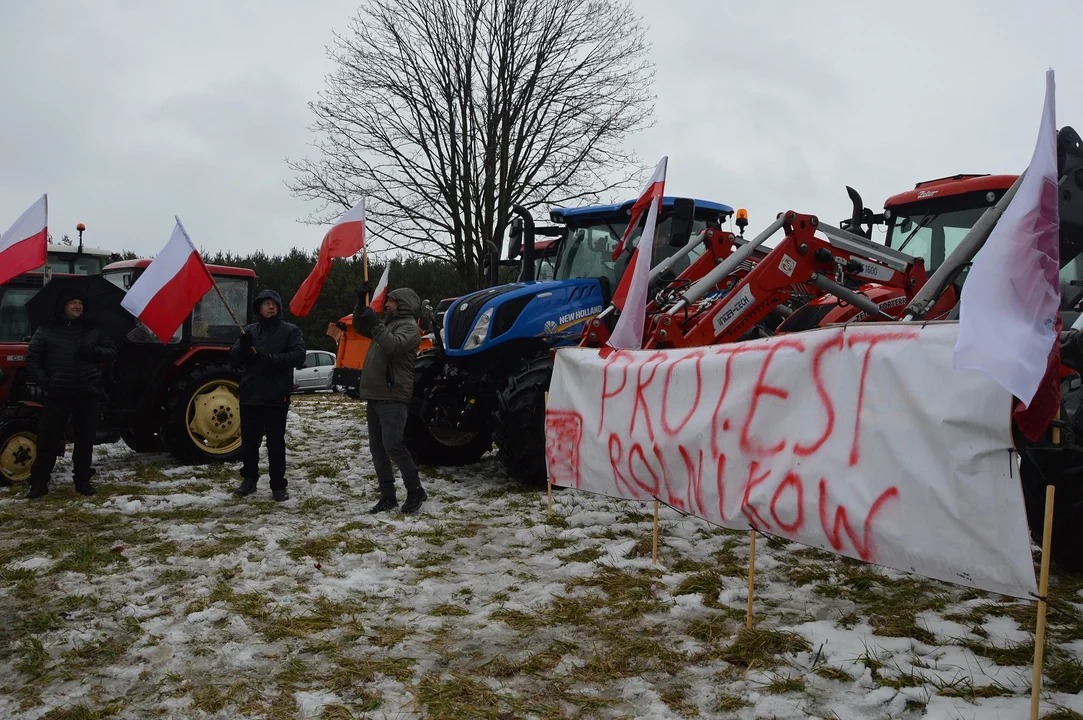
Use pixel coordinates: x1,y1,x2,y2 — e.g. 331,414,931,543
508,217,524,259
668,198,696,247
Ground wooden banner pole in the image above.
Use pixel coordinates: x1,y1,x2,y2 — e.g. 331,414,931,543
746,530,757,628
1030,484,1056,720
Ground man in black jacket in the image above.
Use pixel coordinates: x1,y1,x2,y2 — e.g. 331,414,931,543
25,287,118,499
228,289,306,502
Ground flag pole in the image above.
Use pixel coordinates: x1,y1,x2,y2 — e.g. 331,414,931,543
362,241,371,305
211,279,245,331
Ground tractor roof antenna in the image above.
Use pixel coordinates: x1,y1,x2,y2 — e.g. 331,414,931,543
76,223,85,254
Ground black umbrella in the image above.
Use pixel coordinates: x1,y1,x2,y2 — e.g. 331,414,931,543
25,274,136,345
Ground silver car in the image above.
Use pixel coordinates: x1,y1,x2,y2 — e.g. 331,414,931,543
293,350,337,393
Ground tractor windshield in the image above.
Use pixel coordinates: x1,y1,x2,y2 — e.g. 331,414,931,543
888,200,1083,310
887,206,988,274
554,213,709,285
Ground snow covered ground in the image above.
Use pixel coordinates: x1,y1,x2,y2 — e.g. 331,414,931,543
1,393,1081,720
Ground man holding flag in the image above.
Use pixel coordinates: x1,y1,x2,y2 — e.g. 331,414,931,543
351,274,427,515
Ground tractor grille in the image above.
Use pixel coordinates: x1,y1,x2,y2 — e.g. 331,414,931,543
445,286,520,350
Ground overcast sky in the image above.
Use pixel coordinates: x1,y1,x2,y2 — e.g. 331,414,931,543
1,0,1081,262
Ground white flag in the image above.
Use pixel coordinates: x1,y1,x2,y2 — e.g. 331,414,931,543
954,69,1060,405
608,190,663,349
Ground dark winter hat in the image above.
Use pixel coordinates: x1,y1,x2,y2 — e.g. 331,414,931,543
252,288,284,315
55,286,87,314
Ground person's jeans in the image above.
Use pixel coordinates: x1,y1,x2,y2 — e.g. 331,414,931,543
240,404,289,491
366,400,420,498
29,394,98,487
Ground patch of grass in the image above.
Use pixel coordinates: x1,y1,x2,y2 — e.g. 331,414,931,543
52,539,128,575
431,603,470,617
714,693,750,712
158,568,194,583
814,665,854,682
328,655,414,689
368,623,412,648
186,534,255,559
16,636,49,678
546,594,602,625
414,672,507,718
935,676,1015,699
559,547,602,564
489,608,543,632
580,630,687,679
540,535,577,552
814,565,945,644
715,627,811,669
284,532,380,561
303,459,346,478
963,638,1035,666
21,610,64,634
129,462,170,483
659,683,698,718
1046,653,1083,694
40,704,121,720
673,570,725,603
785,563,832,586
763,673,805,694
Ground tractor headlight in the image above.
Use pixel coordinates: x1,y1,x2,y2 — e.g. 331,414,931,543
463,307,494,350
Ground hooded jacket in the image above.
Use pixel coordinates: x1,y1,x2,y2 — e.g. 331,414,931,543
228,289,307,406
353,288,422,403
26,286,118,398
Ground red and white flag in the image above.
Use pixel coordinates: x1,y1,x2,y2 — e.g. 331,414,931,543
290,197,367,317
608,157,667,349
367,263,391,314
0,194,48,286
954,69,1060,406
121,216,215,343
611,158,667,261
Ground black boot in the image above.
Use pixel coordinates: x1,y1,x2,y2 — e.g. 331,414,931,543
25,482,48,499
73,469,97,496
401,487,428,515
369,496,398,514
272,489,290,502
234,477,258,497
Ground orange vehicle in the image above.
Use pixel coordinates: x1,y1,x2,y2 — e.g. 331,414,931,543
328,313,433,398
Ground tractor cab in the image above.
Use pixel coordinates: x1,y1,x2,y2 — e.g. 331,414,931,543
549,197,735,292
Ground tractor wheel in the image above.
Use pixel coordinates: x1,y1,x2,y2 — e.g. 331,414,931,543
120,426,165,454
0,418,39,485
493,355,553,487
403,352,492,467
162,363,244,465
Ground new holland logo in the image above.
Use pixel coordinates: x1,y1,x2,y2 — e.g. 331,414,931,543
544,320,558,333
558,305,602,326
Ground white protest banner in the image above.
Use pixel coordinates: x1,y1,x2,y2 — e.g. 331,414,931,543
544,322,1038,600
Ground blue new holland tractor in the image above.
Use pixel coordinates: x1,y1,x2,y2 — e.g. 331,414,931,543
404,195,736,485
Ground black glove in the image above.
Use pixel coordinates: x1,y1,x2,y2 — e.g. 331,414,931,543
239,330,254,354
354,306,378,337
356,281,376,305
253,351,274,368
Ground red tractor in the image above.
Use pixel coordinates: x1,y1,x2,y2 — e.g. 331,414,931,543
0,257,256,484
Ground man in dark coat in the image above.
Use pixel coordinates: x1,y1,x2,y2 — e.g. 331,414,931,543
25,287,117,498
353,284,426,514
228,289,306,502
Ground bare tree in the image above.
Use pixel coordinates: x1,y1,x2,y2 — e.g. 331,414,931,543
286,0,655,288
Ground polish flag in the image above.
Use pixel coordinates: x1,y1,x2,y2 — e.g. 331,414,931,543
954,69,1060,406
0,194,48,286
608,160,667,349
612,157,667,261
367,263,391,314
121,217,215,343
289,197,367,317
